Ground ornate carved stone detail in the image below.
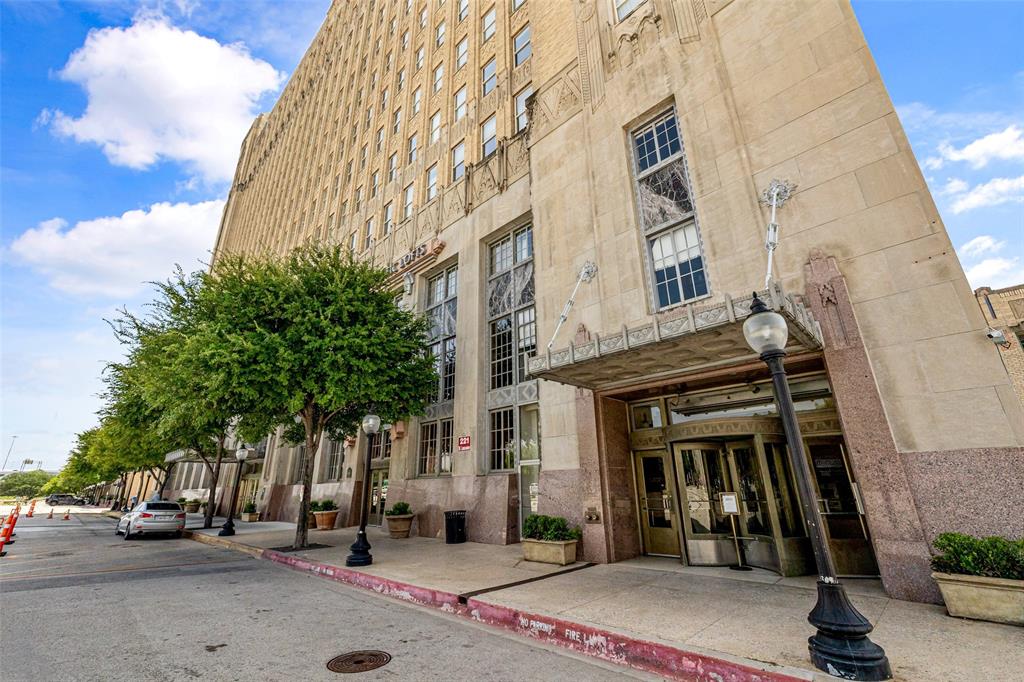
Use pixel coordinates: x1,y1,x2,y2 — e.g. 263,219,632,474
511,59,532,91
527,61,582,144
574,0,605,108
665,417,785,441
608,2,664,71
672,0,701,43
442,179,466,227
804,248,852,349
505,133,530,183
424,400,454,420
630,429,666,451
487,386,516,409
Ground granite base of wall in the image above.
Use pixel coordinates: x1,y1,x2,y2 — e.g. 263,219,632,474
901,447,1024,543
385,472,517,545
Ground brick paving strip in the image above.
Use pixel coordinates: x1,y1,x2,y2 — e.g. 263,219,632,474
182,528,813,682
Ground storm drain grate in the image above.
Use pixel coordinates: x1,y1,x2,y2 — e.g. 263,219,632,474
326,650,391,673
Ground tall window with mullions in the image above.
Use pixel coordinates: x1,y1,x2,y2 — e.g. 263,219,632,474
426,264,458,403
487,225,535,389
631,110,708,309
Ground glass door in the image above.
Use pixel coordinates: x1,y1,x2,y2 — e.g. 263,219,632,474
726,441,780,572
674,443,734,565
634,452,680,556
518,405,541,531
368,469,388,526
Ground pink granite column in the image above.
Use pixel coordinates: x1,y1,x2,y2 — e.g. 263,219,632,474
804,249,941,603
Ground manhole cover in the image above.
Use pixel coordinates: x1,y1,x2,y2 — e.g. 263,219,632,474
326,650,391,673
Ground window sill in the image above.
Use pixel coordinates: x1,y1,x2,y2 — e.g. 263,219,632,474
654,291,714,316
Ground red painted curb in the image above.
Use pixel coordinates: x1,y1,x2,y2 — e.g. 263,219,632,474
260,548,808,682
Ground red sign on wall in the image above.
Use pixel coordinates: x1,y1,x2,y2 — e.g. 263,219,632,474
458,435,471,451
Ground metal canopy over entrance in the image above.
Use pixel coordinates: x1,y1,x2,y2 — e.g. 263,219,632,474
528,283,823,390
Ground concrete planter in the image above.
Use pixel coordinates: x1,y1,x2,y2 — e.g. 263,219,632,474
522,538,578,566
313,510,339,530
307,512,317,529
240,512,259,522
932,571,1024,626
183,502,200,513
385,514,414,538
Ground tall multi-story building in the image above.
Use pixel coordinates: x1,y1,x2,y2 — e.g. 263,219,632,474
203,0,1024,604
975,284,1024,402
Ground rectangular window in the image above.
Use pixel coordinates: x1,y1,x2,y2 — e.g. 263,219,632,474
458,0,469,21
482,6,496,41
325,440,344,481
369,430,393,459
454,86,467,121
412,87,422,114
511,0,526,11
514,86,532,132
371,170,380,197
430,110,441,143
397,68,406,90
402,30,409,49
436,20,445,47
381,88,389,109
416,46,425,70
489,408,515,470
513,24,531,66
384,202,394,234
426,163,438,199
404,183,415,217
364,217,374,250
616,0,645,22
481,58,497,96
349,231,357,252
481,115,497,157
420,7,428,27
388,152,398,181
433,63,444,92
487,225,535,389
360,144,368,168
632,111,706,309
417,419,453,475
452,141,465,180
376,126,384,152
426,263,458,402
408,132,419,163
456,36,468,69
392,108,402,134
355,186,363,212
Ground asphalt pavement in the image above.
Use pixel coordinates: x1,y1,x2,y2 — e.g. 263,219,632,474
0,513,653,681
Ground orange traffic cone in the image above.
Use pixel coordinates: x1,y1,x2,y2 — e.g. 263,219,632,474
26,503,34,518
1,514,16,545
47,508,54,519
63,509,71,521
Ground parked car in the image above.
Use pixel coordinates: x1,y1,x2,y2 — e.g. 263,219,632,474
116,501,186,539
45,493,85,506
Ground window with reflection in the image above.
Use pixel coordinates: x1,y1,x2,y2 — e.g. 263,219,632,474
487,225,535,388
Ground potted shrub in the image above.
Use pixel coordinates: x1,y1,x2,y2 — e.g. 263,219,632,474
313,499,339,531
931,532,1023,626
183,499,200,513
176,497,187,506
240,502,259,523
308,500,321,529
521,514,582,566
385,502,415,539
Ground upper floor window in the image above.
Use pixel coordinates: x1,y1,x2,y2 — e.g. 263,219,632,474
482,6,496,41
364,217,374,250
456,36,469,69
403,183,416,217
436,20,446,47
481,115,497,157
487,225,535,389
430,110,442,143
454,86,467,121
383,202,394,234
369,429,393,460
511,0,526,11
631,111,706,308
514,86,532,132
426,163,438,199
616,0,646,22
402,30,410,50
397,68,406,90
388,152,399,181
433,63,444,92
324,439,344,481
426,264,458,402
416,46,425,70
408,132,419,164
452,141,465,180
458,0,469,21
412,87,422,114
513,25,531,66
392,108,402,134
481,58,497,96
420,6,428,27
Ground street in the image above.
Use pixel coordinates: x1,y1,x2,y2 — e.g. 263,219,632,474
0,514,650,681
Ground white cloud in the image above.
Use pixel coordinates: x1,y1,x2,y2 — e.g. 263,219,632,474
935,125,1024,170
938,177,969,196
9,200,224,298
964,257,1024,289
958,235,1006,259
950,175,1024,213
44,14,283,184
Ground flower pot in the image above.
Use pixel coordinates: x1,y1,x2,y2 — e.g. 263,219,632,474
184,503,200,513
313,510,339,530
386,514,414,539
932,572,1024,626
308,512,318,529
240,512,259,522
522,538,578,566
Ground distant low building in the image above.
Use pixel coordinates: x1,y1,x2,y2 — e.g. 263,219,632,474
975,284,1024,403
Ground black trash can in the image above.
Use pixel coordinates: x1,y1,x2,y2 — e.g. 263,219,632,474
444,509,467,544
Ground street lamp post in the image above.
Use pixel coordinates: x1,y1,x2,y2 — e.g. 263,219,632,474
743,292,891,681
218,446,250,537
346,414,380,567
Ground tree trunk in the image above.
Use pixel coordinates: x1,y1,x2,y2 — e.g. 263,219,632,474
293,411,323,550
111,472,127,511
159,463,173,496
204,438,225,529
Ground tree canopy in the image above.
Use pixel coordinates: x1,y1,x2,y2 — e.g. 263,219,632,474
0,470,54,498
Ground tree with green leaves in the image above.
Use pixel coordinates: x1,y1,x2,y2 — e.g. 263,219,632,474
0,470,53,499
39,429,105,497
197,244,437,548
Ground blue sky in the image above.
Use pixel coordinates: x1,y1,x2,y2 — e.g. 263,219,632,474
1,1,1022,470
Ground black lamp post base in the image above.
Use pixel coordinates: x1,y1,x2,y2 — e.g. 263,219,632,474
808,581,892,680
218,520,236,537
728,565,753,571
345,530,373,567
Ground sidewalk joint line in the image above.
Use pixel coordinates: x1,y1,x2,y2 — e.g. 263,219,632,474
456,562,597,605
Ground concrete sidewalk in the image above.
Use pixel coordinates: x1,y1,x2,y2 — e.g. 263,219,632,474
187,522,1023,682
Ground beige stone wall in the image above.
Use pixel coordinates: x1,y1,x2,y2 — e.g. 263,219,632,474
975,285,1024,404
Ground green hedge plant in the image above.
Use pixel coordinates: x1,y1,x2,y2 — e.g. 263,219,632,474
931,533,1024,580
317,499,338,512
242,502,257,514
308,500,322,512
386,501,412,516
522,514,583,542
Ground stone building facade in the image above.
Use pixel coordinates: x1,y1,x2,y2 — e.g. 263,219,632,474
211,0,1024,604
975,284,1024,403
